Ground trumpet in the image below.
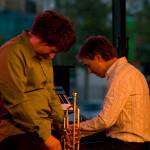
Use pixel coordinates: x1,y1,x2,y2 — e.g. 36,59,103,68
63,91,80,150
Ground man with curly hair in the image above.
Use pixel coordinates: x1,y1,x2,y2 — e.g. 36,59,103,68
0,10,76,150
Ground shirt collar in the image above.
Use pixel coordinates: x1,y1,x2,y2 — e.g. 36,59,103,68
20,30,37,58
105,57,128,79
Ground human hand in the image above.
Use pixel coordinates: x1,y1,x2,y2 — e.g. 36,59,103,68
45,135,62,150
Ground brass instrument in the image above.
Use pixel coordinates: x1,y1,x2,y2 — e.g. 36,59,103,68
63,91,80,150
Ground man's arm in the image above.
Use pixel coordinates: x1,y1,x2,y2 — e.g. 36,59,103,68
0,47,52,140
79,77,132,137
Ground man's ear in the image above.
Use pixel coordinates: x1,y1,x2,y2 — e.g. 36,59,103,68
95,54,104,62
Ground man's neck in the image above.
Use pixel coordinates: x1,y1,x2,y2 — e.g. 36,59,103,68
106,57,118,69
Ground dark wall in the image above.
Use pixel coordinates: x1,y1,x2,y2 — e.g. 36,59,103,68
53,65,74,96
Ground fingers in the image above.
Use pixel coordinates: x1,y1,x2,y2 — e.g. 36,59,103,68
45,135,62,150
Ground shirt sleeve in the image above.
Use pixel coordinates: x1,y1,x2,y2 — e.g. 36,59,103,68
80,115,106,137
80,75,132,137
49,89,64,130
0,48,52,140
46,61,64,131
99,76,132,128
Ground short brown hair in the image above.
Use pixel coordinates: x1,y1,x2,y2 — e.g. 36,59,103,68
77,35,118,61
31,10,76,52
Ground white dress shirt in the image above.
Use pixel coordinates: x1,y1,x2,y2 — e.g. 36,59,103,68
80,57,150,142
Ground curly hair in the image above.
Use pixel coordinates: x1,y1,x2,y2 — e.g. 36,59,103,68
31,10,76,52
77,35,118,61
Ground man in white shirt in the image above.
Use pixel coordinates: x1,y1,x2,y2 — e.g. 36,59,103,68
76,35,150,150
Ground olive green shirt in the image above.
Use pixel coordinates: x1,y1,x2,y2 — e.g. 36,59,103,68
0,31,64,141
